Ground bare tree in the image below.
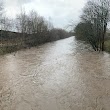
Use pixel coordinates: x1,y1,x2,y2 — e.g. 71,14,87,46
78,0,110,51
1,16,12,31
0,1,4,46
16,9,28,34
0,1,3,19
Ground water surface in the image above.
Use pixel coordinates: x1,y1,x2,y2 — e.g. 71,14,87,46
0,37,110,110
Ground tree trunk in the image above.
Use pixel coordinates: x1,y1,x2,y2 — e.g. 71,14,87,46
102,23,107,51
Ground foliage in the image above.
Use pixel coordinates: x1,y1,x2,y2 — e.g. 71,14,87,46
75,0,110,51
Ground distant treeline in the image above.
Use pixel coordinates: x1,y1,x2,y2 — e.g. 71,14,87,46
0,1,73,53
0,29,72,47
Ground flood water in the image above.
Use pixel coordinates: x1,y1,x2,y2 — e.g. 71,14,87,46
0,36,110,110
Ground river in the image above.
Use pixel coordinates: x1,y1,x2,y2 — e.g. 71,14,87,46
0,36,110,110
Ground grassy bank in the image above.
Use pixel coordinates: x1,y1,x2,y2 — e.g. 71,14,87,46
0,35,72,55
0,45,21,55
105,40,110,52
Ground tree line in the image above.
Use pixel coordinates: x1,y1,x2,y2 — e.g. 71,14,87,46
0,2,71,47
74,0,110,51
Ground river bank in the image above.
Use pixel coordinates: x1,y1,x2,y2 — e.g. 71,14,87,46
0,36,72,55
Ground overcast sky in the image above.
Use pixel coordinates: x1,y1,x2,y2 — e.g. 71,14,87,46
4,0,87,29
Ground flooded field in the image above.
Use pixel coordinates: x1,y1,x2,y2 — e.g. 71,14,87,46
0,36,110,110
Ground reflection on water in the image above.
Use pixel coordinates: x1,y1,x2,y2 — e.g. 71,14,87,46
0,36,110,110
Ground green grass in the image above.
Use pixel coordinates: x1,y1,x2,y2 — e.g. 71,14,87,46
0,46,19,55
104,40,110,52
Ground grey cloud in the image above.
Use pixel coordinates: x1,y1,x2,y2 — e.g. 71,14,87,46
16,0,32,5
4,0,87,29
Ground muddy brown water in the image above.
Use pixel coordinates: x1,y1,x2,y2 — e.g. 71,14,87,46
0,36,110,110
